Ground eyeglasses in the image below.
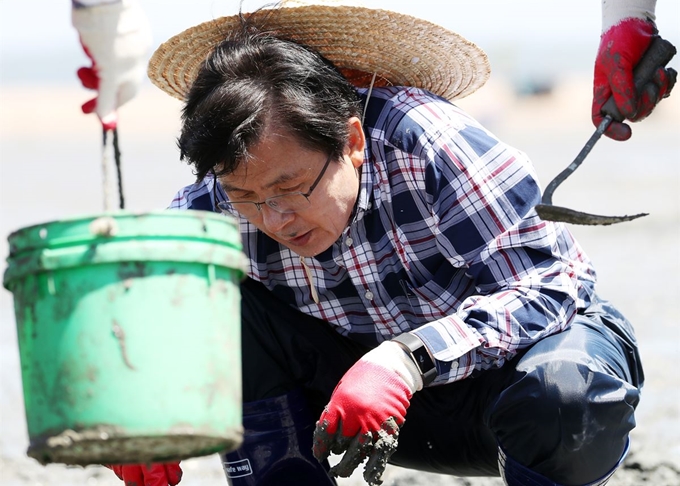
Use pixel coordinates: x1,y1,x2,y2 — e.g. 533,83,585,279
216,153,333,217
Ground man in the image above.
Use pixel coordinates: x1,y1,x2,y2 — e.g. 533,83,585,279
101,1,665,485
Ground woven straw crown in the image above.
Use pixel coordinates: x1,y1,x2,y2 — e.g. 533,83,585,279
147,0,490,101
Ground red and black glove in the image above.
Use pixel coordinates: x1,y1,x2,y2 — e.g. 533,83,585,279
312,340,424,486
593,7,675,141
107,462,182,486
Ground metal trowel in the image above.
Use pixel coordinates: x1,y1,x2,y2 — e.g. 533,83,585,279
535,36,677,226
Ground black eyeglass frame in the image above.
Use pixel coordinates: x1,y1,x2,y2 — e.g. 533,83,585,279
215,153,333,215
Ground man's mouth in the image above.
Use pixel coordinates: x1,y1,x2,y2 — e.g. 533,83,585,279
285,230,312,246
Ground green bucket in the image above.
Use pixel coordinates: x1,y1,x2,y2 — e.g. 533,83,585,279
2,210,247,466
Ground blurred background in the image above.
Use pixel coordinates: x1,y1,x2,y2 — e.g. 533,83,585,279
1,1,679,484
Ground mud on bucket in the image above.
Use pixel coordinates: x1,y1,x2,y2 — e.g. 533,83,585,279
2,210,247,466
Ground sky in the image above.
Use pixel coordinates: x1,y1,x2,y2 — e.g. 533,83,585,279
1,0,678,86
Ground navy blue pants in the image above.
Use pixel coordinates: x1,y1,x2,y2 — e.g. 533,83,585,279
239,278,643,485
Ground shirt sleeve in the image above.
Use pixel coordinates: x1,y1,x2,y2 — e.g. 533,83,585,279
167,176,217,212
391,91,597,384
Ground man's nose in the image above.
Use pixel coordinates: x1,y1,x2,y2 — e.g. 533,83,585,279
260,206,295,233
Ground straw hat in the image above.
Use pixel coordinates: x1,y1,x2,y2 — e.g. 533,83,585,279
148,0,490,101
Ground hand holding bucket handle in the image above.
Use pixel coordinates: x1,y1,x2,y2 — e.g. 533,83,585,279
72,0,152,130
107,462,182,486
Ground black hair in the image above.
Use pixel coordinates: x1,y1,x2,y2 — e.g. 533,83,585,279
178,16,363,181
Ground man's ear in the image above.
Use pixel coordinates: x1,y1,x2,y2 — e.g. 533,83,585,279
346,116,366,169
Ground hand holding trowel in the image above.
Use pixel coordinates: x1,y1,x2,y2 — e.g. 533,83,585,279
535,36,677,226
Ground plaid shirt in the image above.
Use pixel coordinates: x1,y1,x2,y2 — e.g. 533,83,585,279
169,87,597,385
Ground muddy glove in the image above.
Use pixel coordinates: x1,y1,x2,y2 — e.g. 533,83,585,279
593,1,676,141
108,462,182,486
312,340,423,485
72,0,152,130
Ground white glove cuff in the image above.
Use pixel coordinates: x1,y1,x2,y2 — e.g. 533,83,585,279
361,341,424,393
602,0,656,33
72,0,150,45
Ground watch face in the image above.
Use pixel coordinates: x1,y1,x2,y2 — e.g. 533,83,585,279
412,346,436,382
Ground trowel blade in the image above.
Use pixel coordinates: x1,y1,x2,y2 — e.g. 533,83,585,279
534,204,648,226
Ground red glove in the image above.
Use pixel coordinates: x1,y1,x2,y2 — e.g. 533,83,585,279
592,17,675,141
312,340,424,486
107,462,182,486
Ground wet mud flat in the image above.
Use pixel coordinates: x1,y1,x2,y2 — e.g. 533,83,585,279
2,447,679,486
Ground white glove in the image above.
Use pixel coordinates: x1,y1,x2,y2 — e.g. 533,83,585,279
72,0,152,129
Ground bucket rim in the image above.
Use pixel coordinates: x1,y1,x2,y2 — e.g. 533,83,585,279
6,209,235,239
3,209,247,287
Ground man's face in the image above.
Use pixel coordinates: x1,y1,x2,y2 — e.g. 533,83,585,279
218,118,366,257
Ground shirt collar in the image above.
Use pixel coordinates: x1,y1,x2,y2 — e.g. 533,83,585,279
348,144,374,228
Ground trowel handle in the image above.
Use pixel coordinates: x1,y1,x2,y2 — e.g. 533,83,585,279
601,36,677,121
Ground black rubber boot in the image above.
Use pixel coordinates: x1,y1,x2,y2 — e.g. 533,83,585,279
221,389,337,485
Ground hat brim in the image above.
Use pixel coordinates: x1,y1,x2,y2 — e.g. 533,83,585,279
148,5,490,101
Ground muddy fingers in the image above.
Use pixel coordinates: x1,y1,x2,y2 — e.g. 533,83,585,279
314,416,402,485
363,418,401,486
328,432,373,478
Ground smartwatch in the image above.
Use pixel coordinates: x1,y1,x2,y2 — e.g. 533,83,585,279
392,332,437,386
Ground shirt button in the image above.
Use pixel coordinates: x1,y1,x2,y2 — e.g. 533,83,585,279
365,291,374,300
345,237,353,246
451,361,459,370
